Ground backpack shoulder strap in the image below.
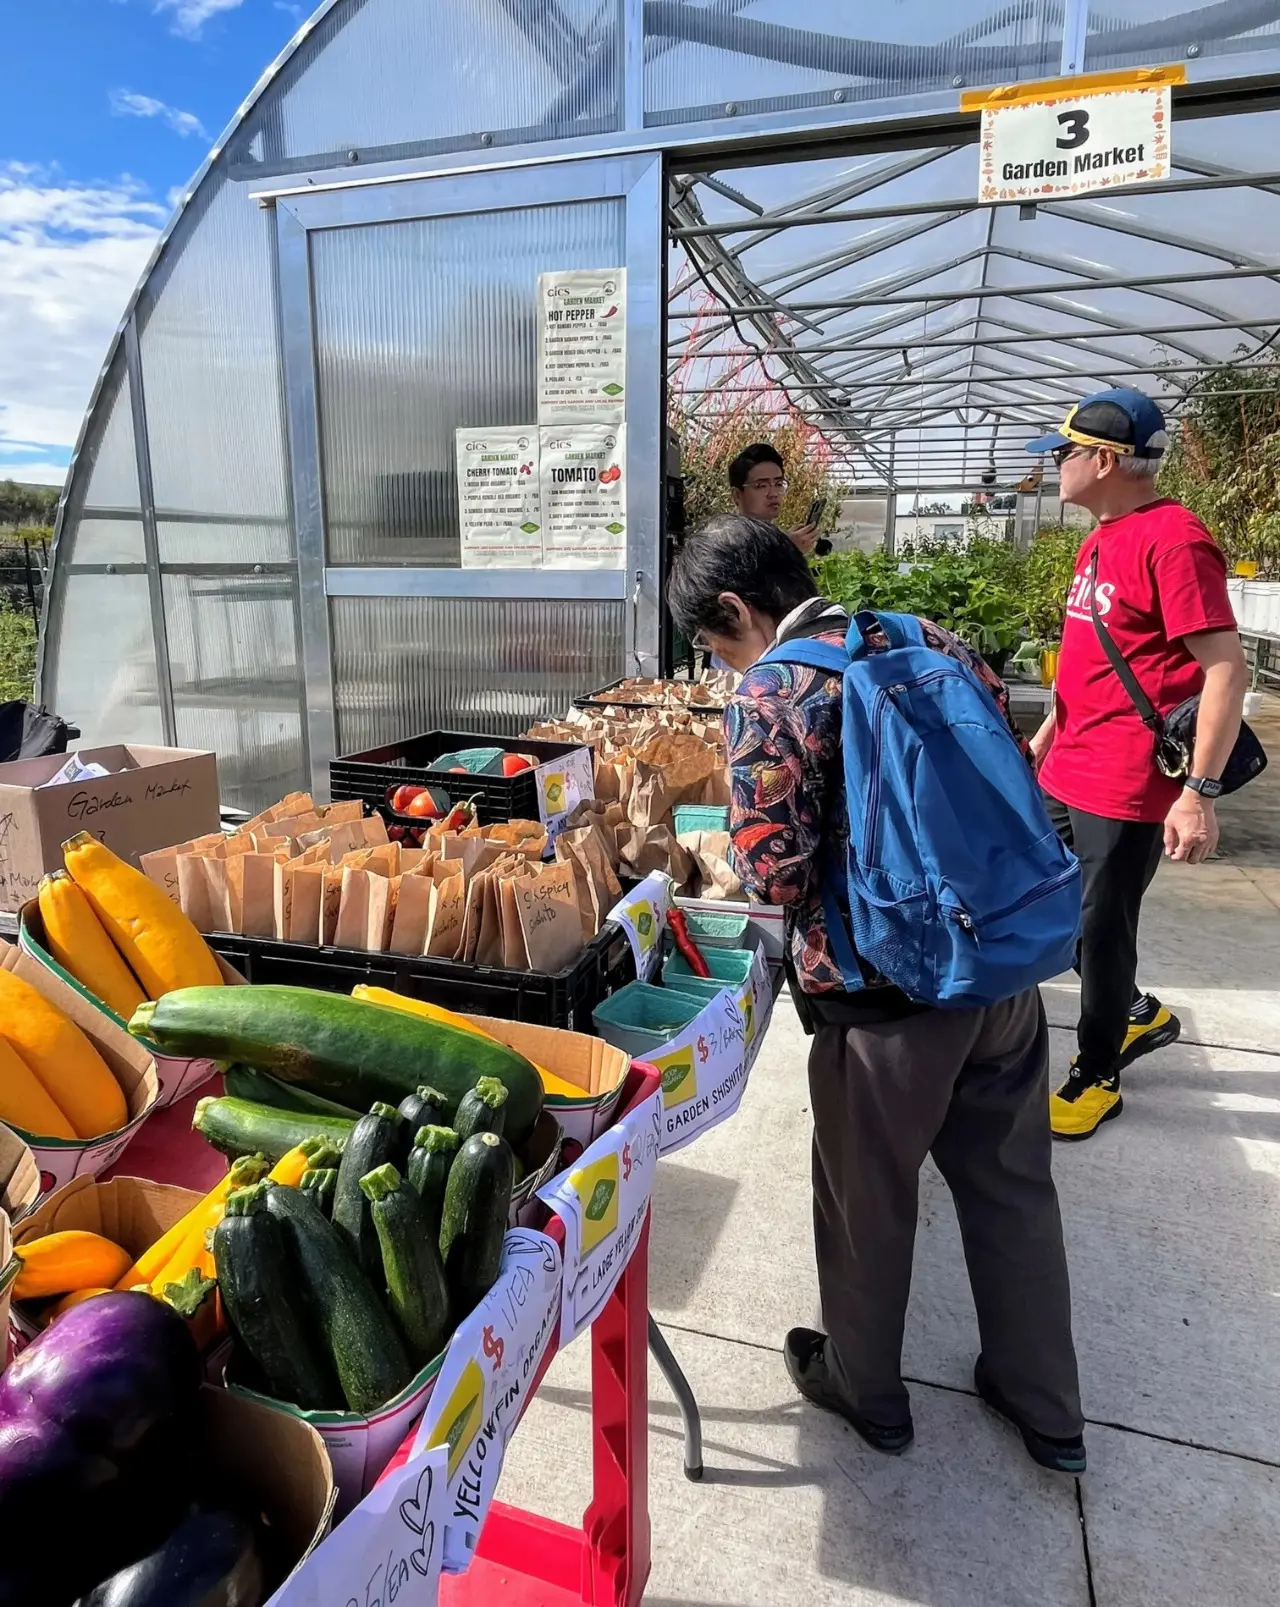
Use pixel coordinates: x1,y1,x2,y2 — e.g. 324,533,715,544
1087,548,1164,736
757,639,849,676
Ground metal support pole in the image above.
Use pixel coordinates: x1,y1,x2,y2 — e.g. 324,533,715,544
884,437,897,555
623,0,645,131
1060,0,1090,75
648,1315,704,1481
123,313,178,746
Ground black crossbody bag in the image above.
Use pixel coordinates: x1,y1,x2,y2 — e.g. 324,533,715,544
1087,549,1267,796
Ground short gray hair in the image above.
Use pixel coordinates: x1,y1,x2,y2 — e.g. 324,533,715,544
1116,453,1162,482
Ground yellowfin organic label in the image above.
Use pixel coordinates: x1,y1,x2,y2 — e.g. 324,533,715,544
427,1357,485,1482
542,772,565,813
654,1045,697,1109
736,983,756,1048
570,1151,621,1253
633,901,657,953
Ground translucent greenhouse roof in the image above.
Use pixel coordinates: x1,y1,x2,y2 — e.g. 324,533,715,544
667,107,1280,492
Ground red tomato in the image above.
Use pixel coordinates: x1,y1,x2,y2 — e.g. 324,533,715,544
501,754,534,776
448,766,467,774
405,790,443,819
391,784,422,813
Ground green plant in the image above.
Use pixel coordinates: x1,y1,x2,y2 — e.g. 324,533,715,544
1021,524,1082,643
0,601,37,702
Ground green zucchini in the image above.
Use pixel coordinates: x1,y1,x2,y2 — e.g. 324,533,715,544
263,1183,414,1415
407,1125,459,1241
214,1182,341,1410
360,1163,452,1366
453,1077,509,1143
398,1085,451,1143
192,1096,354,1162
132,986,544,1143
439,1132,514,1319
158,1267,217,1321
333,1103,406,1284
224,1064,362,1120
300,1166,338,1216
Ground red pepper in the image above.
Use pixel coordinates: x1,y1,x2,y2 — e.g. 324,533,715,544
667,908,711,978
440,793,482,832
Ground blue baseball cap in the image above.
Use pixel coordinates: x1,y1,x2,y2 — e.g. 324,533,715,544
1026,387,1169,459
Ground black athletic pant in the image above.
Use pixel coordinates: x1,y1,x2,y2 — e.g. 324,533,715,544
1043,792,1164,1082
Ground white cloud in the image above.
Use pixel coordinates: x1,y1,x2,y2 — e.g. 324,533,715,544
0,164,163,467
0,458,68,488
110,89,207,140
152,0,246,40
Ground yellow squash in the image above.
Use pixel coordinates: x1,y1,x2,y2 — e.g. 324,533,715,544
62,832,223,998
14,1231,132,1300
48,1286,112,1320
38,870,148,1020
117,1152,269,1289
0,970,127,1139
0,1035,76,1140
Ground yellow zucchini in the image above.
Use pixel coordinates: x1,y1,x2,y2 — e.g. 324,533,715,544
0,970,127,1139
0,1035,76,1140
38,870,148,1019
15,1231,132,1300
62,832,223,998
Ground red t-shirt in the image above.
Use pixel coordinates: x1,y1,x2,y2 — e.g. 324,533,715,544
1040,499,1236,823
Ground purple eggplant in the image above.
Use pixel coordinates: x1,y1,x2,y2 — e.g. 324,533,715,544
75,1508,264,1607
0,1292,202,1606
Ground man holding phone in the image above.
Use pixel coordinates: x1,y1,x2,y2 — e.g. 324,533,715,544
728,443,827,554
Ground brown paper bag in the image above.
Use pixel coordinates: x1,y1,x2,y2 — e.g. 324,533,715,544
175,853,219,934
474,874,508,969
592,749,620,803
499,874,531,969
616,823,694,887
484,820,548,859
388,869,434,955
514,861,584,973
198,855,238,934
424,861,466,959
334,867,391,952
701,764,732,807
460,870,490,965
314,798,364,825
555,837,597,943
320,866,344,946
279,861,328,941
234,853,276,938
556,828,620,940
140,834,225,906
677,829,742,900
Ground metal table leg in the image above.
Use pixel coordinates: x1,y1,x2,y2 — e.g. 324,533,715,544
648,1313,703,1481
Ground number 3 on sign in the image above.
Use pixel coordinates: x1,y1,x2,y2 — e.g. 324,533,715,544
1056,108,1089,148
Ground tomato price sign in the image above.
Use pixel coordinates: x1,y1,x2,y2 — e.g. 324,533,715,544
538,1085,661,1345
973,68,1181,204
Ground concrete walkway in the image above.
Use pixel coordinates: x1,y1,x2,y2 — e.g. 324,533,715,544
503,696,1280,1605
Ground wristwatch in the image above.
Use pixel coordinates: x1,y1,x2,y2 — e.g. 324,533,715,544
1184,775,1224,799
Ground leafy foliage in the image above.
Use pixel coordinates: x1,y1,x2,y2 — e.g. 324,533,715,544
1020,524,1082,643
0,482,59,529
0,603,37,703
1158,358,1280,576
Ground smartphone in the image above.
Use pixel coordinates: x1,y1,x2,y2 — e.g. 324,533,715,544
814,537,833,557
806,496,827,527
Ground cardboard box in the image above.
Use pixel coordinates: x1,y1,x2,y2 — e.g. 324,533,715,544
0,1122,39,1221
0,942,160,1200
0,744,219,913
18,899,244,1108
200,1385,336,1592
8,1174,225,1358
470,1012,630,1148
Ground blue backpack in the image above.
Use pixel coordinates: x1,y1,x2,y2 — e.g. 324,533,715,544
760,611,1081,1008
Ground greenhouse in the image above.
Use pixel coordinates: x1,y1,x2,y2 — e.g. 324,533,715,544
39,0,1280,811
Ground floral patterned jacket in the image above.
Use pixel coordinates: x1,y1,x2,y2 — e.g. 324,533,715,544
725,604,1031,997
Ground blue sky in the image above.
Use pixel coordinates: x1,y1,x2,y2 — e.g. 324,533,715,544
0,0,303,485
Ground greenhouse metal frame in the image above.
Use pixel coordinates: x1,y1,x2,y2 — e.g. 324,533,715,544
40,0,1280,806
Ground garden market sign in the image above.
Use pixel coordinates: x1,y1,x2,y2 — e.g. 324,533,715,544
968,65,1184,204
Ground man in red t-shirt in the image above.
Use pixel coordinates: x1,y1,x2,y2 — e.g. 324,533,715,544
1025,389,1247,1140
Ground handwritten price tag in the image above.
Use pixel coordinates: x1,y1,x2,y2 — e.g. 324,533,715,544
412,1229,562,1572
265,1446,448,1607
538,1086,661,1346
606,870,673,981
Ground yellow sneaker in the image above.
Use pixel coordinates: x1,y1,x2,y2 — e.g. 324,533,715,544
1118,997,1180,1070
1050,1065,1123,1140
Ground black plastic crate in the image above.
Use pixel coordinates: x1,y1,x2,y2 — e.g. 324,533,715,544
330,729,590,827
573,677,726,716
205,922,635,1033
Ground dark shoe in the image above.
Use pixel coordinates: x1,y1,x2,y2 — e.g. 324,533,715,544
1119,996,1181,1070
974,1355,1086,1474
1050,1061,1122,1140
783,1328,914,1454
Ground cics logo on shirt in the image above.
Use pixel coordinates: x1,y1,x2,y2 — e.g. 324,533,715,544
1065,564,1115,622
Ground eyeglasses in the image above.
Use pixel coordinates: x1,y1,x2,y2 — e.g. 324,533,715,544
1051,443,1098,469
744,476,787,493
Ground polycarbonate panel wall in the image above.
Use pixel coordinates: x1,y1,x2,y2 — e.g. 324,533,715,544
163,572,305,813
331,596,625,752
60,353,145,564
139,176,293,561
312,200,625,564
45,573,164,745
644,1,1066,122
1084,4,1280,72
236,0,620,174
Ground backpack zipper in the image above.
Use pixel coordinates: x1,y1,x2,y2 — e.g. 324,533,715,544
863,669,964,865
942,861,1079,934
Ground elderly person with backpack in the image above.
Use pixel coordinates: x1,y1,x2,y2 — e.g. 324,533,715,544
667,514,1086,1474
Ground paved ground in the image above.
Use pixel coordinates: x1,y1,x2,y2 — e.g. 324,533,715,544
501,694,1280,1605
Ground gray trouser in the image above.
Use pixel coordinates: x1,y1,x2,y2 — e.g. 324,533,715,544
808,987,1083,1439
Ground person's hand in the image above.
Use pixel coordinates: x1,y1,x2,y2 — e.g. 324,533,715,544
1029,729,1052,775
1164,789,1219,863
789,524,818,555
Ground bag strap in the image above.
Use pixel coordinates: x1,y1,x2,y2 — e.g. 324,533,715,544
847,609,925,659
1088,548,1165,737
757,639,849,675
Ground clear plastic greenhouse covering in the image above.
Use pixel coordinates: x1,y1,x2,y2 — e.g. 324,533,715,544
39,0,1280,809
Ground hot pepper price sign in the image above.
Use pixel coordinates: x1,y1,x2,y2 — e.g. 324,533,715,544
606,870,672,982
538,1085,662,1345
411,1227,562,1573
265,1445,449,1607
